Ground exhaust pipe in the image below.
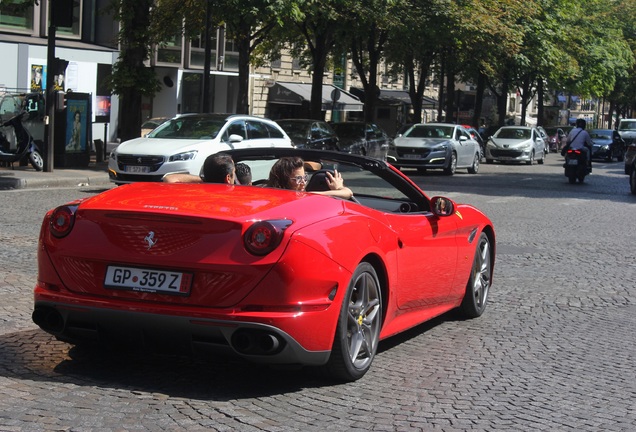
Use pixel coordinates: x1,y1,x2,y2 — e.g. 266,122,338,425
32,307,65,333
231,329,284,355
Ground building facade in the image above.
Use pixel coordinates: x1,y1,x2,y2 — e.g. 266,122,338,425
1,1,470,145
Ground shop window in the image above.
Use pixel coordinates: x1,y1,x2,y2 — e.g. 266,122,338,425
377,108,390,119
0,1,35,32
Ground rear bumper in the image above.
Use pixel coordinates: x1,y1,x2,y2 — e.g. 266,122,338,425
33,297,331,366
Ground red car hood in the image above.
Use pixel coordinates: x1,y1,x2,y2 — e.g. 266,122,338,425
39,183,345,308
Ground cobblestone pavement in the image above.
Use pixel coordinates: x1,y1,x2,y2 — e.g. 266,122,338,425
0,155,635,431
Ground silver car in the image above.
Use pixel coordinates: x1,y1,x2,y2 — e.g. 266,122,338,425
388,123,481,175
485,126,546,165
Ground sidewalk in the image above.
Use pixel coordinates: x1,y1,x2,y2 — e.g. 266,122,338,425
0,157,111,190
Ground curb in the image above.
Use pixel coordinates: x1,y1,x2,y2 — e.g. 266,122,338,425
0,167,111,190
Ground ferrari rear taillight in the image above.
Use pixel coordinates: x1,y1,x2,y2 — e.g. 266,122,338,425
49,205,78,238
243,219,292,256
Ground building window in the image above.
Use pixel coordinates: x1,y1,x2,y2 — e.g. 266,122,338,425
54,0,82,38
292,58,301,71
223,38,238,71
270,59,281,70
189,34,218,68
0,1,34,32
157,35,183,65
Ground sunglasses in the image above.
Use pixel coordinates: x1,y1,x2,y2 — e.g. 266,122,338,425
290,174,309,184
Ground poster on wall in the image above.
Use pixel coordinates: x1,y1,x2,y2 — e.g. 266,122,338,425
30,65,43,91
65,98,88,153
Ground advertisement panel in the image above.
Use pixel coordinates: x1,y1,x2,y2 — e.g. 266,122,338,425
65,98,88,153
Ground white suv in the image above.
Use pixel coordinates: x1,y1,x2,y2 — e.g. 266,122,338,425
618,118,636,146
108,114,292,184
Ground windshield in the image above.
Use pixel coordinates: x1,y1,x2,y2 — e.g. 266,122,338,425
148,116,227,139
405,125,453,138
495,128,531,139
589,130,612,139
276,122,307,140
619,121,636,131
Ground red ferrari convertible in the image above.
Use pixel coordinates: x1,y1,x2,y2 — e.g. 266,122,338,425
33,148,495,381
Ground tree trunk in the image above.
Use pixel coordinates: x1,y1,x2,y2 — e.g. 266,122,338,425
437,57,444,122
116,0,152,142
444,65,455,123
310,32,329,120
536,79,544,127
236,33,251,114
471,72,486,128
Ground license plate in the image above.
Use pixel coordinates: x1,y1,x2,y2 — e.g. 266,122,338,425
567,159,578,165
125,165,150,173
402,153,421,159
104,265,192,295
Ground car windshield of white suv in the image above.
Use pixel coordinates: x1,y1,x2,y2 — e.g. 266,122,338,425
148,117,226,139
619,121,636,131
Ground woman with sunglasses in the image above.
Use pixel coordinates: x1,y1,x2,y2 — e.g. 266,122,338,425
267,156,353,199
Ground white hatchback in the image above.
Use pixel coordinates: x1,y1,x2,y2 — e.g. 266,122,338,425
108,114,292,184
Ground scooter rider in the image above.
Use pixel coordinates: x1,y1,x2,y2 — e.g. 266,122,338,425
564,118,593,170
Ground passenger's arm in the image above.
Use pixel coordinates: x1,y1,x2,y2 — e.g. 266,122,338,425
162,173,203,183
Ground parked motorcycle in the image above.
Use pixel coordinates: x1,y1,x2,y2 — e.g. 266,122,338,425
0,111,44,171
563,148,591,184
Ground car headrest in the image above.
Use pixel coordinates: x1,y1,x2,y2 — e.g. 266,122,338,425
305,169,333,192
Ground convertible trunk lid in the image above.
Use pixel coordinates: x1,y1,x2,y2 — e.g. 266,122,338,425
39,182,344,308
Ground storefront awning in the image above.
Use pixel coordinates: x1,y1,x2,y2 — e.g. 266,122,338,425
350,87,438,108
268,82,363,111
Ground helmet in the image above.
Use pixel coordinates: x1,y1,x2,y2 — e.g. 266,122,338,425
575,118,586,129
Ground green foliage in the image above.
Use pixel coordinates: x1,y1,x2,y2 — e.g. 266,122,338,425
106,0,636,118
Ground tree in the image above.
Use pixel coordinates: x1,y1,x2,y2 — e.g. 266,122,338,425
283,1,341,120
338,0,405,123
106,0,161,142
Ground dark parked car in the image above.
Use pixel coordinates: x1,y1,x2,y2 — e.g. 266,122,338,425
589,129,625,162
275,119,339,150
330,121,389,160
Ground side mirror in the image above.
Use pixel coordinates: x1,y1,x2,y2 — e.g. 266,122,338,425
228,134,244,143
431,196,455,217
459,136,468,142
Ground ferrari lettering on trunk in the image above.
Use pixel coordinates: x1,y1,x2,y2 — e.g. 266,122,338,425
104,265,192,295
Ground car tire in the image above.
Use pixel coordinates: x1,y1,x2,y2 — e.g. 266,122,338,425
325,262,382,382
467,152,480,174
486,158,494,164
460,232,491,318
526,151,535,165
444,152,457,175
630,166,636,195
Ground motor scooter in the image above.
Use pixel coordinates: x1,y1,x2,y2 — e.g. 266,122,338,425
563,148,590,184
0,111,44,171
